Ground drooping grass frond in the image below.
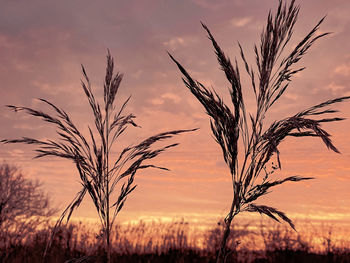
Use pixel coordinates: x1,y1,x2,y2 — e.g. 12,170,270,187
169,53,239,178
246,204,295,230
2,52,196,262
170,0,349,262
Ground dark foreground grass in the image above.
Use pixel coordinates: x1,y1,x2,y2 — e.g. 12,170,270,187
2,220,350,263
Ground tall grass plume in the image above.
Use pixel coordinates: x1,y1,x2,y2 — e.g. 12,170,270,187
2,52,195,262
169,0,349,262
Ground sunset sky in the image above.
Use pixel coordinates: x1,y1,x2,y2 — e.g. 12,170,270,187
1,0,350,230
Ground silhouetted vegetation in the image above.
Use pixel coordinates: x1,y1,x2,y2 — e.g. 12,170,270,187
169,0,350,262
2,53,195,262
1,0,349,262
1,220,350,263
0,162,56,261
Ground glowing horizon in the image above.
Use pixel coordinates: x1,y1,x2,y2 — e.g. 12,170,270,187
1,0,350,232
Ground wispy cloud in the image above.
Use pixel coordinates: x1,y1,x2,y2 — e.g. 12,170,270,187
149,92,182,105
163,37,186,50
334,63,350,76
327,82,346,93
163,35,199,51
230,17,252,27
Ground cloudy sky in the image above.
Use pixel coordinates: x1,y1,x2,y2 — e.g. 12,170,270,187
1,0,350,228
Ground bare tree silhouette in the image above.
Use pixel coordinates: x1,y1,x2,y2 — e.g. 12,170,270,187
169,1,349,262
0,162,56,257
2,52,195,262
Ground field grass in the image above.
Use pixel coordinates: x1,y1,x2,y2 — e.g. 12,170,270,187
2,219,350,263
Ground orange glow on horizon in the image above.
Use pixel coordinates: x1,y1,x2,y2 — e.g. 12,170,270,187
1,0,350,243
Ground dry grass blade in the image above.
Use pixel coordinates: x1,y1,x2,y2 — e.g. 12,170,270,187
169,53,239,177
247,204,295,230
244,176,313,203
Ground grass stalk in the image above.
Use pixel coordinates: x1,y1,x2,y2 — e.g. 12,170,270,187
169,1,349,262
2,51,196,262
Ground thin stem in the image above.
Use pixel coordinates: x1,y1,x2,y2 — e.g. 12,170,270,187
105,107,111,263
217,200,238,263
